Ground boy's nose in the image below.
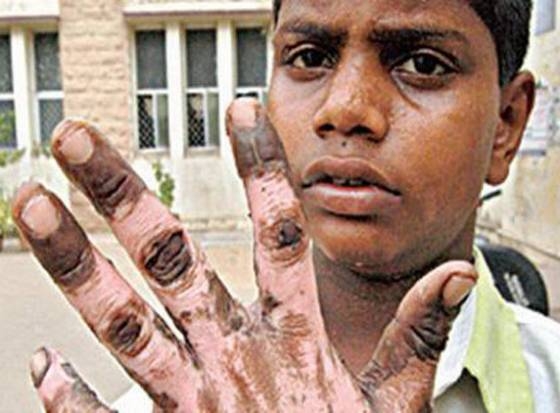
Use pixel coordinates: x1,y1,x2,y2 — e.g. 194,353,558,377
312,58,390,142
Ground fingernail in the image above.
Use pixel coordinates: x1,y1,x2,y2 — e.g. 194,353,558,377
54,121,94,165
229,98,259,129
30,347,51,388
21,194,61,239
443,273,476,308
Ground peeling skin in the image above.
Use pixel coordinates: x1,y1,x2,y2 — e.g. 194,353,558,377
142,230,193,287
51,120,146,220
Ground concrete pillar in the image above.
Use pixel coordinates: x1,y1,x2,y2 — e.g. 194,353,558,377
10,27,33,156
217,20,235,160
166,22,186,160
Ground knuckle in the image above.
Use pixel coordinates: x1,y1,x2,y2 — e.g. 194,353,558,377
141,229,193,287
53,247,97,290
102,301,151,357
404,312,450,361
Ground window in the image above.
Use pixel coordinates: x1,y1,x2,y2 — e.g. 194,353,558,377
236,27,268,102
535,0,556,35
34,32,63,144
136,30,169,150
0,34,16,148
186,29,219,148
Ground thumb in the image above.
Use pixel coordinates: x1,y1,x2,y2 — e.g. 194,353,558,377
358,261,477,413
31,347,115,412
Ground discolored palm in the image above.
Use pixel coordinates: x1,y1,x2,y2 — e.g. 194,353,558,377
13,99,476,412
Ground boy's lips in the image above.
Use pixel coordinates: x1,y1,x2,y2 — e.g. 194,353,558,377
301,157,402,216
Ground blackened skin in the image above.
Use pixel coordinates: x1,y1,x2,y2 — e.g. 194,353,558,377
142,231,193,287
52,121,146,219
13,186,95,290
227,105,288,179
107,314,143,354
278,219,302,248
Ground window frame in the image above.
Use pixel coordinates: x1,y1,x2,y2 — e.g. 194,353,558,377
133,27,170,153
185,26,220,151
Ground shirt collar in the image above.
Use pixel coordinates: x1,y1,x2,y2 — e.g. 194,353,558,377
433,247,534,412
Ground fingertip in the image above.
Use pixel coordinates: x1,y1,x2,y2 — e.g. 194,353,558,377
12,181,43,216
443,273,477,308
51,119,94,165
227,98,261,131
30,347,51,388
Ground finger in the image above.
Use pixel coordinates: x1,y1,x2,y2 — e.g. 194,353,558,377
30,347,114,412
227,99,323,331
50,120,247,361
358,261,477,412
13,183,199,410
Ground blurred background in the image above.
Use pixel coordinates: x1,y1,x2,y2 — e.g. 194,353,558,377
0,0,558,411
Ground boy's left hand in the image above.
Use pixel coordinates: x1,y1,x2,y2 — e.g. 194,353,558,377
13,99,476,412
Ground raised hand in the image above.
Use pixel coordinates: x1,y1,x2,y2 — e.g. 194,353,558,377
13,98,476,412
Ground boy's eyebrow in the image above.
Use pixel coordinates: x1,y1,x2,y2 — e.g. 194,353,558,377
275,20,347,47
369,27,469,46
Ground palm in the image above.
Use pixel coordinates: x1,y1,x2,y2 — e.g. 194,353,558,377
14,99,474,412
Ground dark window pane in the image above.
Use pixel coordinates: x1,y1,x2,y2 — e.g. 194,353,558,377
0,101,16,148
34,33,62,91
136,31,167,89
236,28,267,87
187,93,206,147
138,95,155,149
535,0,556,34
186,30,217,87
0,35,13,93
39,99,63,143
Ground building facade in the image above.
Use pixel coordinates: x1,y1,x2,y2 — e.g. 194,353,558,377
0,0,273,231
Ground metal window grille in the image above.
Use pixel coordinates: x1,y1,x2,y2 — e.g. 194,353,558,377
34,32,63,143
235,28,268,103
137,92,169,149
136,30,169,150
186,29,219,148
0,35,16,148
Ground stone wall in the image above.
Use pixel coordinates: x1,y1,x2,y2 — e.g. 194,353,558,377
59,0,133,230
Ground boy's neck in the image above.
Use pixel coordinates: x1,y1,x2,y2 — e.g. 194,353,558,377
313,226,475,374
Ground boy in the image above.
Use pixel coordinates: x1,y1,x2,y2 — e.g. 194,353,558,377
12,0,560,412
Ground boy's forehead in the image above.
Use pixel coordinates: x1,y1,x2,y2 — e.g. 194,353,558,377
278,0,476,26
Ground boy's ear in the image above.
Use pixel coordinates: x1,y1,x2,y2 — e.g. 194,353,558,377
486,71,536,185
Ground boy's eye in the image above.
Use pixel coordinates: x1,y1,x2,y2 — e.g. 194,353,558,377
285,46,335,69
396,53,452,76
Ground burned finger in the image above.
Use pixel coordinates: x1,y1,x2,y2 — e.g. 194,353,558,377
227,99,325,344
227,97,287,179
12,182,95,291
31,347,115,413
358,262,477,412
51,119,145,221
49,119,243,365
12,184,199,408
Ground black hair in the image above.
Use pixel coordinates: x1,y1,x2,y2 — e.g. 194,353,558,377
272,0,532,86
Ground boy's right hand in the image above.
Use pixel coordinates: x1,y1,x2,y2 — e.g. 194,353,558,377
13,99,476,412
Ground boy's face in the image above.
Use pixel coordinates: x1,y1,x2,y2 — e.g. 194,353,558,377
267,0,504,277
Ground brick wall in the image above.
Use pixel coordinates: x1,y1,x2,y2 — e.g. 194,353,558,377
59,0,133,231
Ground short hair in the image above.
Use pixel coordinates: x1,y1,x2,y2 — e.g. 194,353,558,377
272,0,533,86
